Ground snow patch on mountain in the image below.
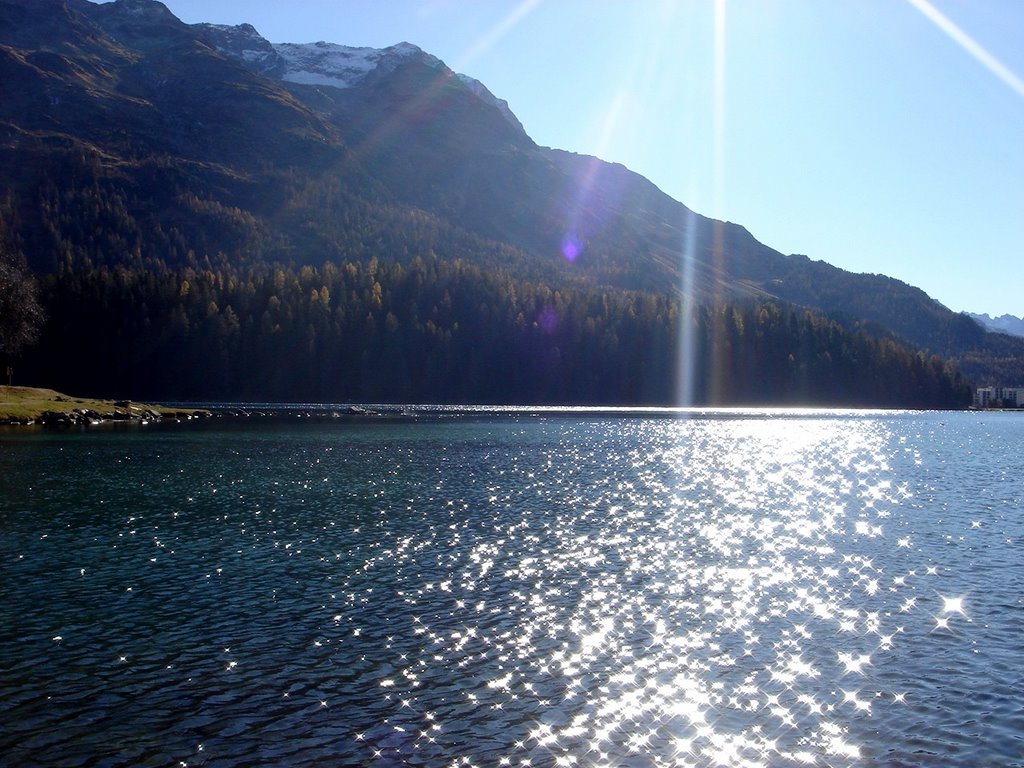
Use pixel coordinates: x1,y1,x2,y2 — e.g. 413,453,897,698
196,22,523,132
456,74,523,133
272,41,437,88
196,22,280,73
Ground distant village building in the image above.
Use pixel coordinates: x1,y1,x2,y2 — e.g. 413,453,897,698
974,386,1024,408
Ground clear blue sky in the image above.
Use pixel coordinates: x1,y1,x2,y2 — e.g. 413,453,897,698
144,0,1023,317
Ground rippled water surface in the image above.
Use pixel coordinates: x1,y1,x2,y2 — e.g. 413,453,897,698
1,410,1022,767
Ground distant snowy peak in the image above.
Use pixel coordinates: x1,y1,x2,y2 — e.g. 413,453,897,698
196,22,280,73
197,23,442,85
274,40,442,89
196,23,523,132
968,312,1024,338
276,41,523,133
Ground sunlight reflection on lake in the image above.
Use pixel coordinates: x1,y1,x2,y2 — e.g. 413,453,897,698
0,410,1021,767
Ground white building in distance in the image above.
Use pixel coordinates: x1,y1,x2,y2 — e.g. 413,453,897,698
974,386,1024,408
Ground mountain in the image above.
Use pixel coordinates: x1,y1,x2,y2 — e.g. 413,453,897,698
194,23,524,133
0,0,1019,395
968,313,1024,339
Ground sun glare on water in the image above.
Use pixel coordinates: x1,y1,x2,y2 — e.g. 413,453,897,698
351,416,932,766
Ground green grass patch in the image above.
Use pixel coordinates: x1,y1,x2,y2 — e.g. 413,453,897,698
0,386,206,422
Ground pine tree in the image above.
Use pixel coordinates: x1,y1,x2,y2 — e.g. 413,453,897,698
0,249,45,384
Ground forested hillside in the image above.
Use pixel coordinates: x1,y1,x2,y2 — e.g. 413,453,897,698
21,256,970,407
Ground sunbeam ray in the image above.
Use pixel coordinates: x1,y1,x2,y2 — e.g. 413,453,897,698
712,0,727,219
906,0,1024,99
676,207,699,407
453,0,544,71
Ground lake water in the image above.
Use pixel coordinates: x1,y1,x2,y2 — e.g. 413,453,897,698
1,409,1021,767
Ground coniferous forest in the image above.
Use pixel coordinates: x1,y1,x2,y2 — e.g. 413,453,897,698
19,255,970,408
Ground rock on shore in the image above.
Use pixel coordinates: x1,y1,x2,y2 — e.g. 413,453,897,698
0,386,211,425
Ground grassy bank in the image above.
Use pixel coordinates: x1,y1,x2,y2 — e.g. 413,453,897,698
0,386,208,424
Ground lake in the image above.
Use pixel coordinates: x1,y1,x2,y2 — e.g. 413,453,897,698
1,408,1021,767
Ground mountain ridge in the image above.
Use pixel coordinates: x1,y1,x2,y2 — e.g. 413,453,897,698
1,0,1021,390
192,20,524,133
968,312,1024,339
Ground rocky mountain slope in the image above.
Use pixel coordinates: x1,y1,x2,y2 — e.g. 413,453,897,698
1,0,1021,385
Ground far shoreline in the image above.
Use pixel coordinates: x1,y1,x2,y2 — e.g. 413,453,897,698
5,387,1009,428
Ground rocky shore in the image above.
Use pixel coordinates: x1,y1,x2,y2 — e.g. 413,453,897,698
0,387,211,426
26,403,212,426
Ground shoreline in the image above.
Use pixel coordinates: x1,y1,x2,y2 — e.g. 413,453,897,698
5,388,1011,427
0,386,211,426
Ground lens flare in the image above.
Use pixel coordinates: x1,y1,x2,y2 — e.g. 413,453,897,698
538,306,559,333
561,232,582,262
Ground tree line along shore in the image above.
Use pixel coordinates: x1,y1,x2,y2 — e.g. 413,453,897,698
15,258,972,409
